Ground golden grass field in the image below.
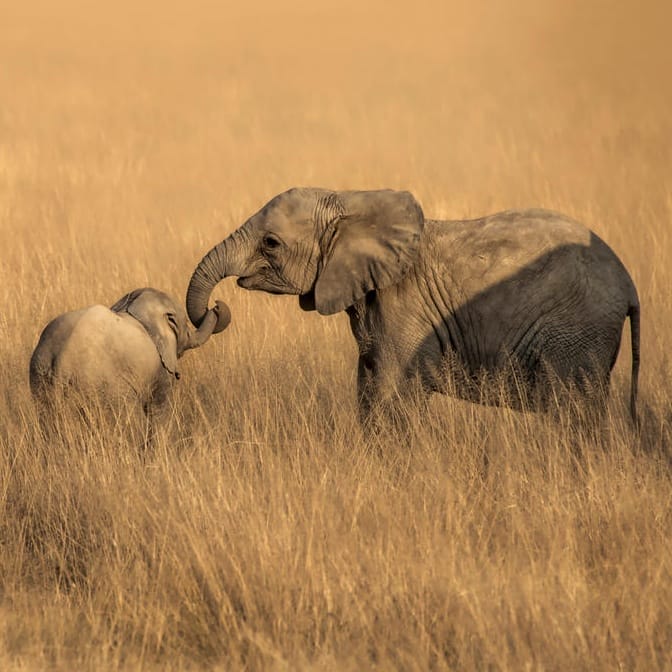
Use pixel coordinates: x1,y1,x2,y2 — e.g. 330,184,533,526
1,0,671,669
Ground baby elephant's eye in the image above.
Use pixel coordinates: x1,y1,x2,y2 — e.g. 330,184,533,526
263,233,282,250
166,313,179,332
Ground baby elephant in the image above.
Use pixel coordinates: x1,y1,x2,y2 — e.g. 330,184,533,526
29,287,230,423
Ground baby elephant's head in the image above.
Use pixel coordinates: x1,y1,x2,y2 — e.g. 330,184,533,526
111,288,230,378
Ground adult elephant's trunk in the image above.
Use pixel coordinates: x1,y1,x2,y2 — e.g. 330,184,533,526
186,228,247,330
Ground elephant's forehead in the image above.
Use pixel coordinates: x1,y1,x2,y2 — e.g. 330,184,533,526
140,288,173,307
265,192,312,217
252,201,314,235
152,294,177,312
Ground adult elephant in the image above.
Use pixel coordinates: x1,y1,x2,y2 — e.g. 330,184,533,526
186,188,640,425
30,287,231,425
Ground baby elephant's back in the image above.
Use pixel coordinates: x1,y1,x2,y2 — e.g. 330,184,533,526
30,305,163,403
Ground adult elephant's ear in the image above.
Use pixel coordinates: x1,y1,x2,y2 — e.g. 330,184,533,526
314,190,424,315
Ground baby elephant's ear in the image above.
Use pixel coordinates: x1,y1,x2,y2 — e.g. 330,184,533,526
314,190,424,315
124,290,180,379
146,318,179,379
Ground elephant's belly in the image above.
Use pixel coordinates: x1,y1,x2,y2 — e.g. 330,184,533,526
431,321,621,410
428,352,537,410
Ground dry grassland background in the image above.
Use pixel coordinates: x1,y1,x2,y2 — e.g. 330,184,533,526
1,0,672,669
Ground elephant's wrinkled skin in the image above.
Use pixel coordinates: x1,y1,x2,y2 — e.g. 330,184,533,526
186,188,640,425
30,287,231,419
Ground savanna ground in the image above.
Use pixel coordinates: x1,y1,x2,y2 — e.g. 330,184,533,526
1,1,672,669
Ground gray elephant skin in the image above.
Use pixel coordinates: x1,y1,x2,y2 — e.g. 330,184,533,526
30,287,231,420
186,188,640,424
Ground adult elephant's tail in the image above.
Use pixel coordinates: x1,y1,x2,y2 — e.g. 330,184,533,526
628,302,640,425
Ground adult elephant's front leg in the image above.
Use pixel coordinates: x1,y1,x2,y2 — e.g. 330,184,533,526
356,355,379,429
356,355,430,436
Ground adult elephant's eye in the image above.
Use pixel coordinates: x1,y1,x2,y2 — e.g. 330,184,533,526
263,233,282,251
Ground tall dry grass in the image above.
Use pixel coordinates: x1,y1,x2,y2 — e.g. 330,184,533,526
1,0,672,669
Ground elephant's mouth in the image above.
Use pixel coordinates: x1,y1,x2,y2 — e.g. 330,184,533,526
237,269,305,295
237,275,272,291
237,275,287,295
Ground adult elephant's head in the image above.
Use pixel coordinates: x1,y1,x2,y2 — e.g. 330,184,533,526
186,188,424,325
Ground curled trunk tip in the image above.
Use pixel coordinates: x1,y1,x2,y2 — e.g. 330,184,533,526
212,300,231,333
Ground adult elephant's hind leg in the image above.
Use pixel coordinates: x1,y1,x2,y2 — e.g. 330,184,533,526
536,322,619,430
